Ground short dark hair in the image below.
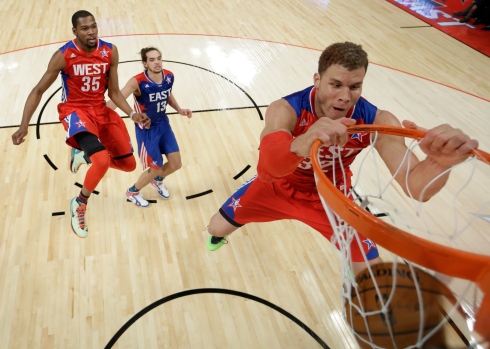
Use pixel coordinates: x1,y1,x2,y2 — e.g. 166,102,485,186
140,47,161,62
318,42,368,75
72,10,94,28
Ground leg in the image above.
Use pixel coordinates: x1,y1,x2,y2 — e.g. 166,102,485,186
205,176,293,251
131,151,182,197
75,132,110,196
126,151,181,204
129,123,182,200
97,107,136,173
298,179,382,276
454,1,475,16
110,154,136,172
206,211,241,251
460,4,478,22
208,211,240,237
125,167,155,207
160,152,182,178
149,152,182,199
148,126,182,198
69,132,111,237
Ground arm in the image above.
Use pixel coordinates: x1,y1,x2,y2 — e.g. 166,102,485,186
374,110,478,201
106,77,140,110
12,50,65,145
256,99,303,182
168,93,192,118
107,45,150,128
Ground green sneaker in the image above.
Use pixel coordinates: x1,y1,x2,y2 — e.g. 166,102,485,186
70,148,88,174
70,197,88,238
206,235,227,251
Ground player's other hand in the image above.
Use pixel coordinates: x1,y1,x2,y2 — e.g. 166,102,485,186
133,112,151,129
12,127,28,145
179,109,192,119
403,120,479,167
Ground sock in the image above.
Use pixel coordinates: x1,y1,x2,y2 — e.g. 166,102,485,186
154,176,164,182
77,192,89,205
128,185,139,192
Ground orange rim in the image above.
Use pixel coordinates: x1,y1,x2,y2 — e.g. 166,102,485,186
311,124,490,340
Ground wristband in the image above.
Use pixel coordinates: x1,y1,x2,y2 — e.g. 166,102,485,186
129,111,136,120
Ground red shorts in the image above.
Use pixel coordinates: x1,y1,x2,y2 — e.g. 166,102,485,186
58,103,133,157
220,175,379,262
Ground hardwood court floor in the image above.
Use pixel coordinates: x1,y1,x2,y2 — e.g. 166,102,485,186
0,1,489,348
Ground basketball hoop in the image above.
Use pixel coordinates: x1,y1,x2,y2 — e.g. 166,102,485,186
311,124,490,348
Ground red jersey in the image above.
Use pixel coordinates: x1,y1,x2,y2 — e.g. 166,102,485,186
59,39,113,106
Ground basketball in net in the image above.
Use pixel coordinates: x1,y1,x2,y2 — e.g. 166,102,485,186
311,124,490,348
346,262,451,349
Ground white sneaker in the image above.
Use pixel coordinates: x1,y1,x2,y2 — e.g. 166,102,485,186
126,189,150,207
151,179,170,199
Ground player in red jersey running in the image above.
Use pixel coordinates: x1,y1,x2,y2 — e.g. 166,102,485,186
11,10,150,238
205,42,479,275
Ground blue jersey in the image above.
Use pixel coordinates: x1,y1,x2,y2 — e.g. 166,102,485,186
132,69,179,169
133,70,174,126
283,86,378,189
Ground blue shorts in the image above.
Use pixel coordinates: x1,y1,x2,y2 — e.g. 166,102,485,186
135,121,179,169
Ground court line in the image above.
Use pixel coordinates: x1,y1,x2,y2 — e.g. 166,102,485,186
104,288,331,349
186,189,213,199
1,34,488,102
234,165,251,180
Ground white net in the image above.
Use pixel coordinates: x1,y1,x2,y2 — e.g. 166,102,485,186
313,127,490,349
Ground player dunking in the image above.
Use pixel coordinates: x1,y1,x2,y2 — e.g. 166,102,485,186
206,42,479,275
11,10,150,238
106,47,192,207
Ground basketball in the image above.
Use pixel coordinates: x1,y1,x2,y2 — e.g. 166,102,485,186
345,263,449,349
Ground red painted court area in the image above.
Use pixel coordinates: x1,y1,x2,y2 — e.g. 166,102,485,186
387,0,490,57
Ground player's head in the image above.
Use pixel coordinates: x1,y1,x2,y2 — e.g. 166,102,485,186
318,42,368,75
313,42,368,120
71,10,98,50
140,47,162,74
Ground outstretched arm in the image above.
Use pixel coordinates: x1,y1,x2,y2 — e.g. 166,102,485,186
374,110,478,201
12,50,65,145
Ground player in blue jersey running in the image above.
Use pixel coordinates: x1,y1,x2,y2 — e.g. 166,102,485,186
107,47,192,207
